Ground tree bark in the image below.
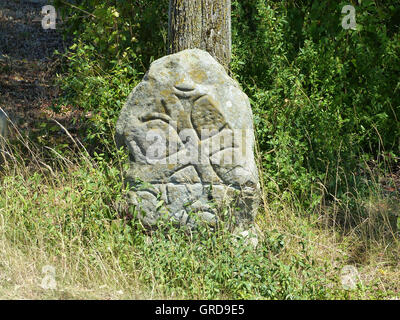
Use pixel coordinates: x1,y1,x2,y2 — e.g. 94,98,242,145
168,0,231,71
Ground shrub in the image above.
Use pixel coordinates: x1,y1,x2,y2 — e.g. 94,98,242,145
55,0,400,206
232,0,400,206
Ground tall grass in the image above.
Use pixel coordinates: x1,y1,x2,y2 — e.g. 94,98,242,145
0,121,398,299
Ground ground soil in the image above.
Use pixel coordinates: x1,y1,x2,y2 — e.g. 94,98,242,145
0,0,80,137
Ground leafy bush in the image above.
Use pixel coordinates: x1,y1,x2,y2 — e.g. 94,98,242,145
55,0,400,206
232,0,400,206
54,0,168,152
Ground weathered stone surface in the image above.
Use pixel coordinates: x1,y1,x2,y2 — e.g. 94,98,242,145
116,49,259,228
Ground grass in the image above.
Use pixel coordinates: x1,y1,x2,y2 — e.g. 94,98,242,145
1,0,399,301
0,124,399,300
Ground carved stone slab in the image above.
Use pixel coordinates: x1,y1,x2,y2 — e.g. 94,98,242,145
116,49,259,228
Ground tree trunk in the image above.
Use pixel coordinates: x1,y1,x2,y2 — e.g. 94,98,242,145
168,0,231,71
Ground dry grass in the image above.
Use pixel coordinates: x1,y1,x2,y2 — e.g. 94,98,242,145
0,147,399,299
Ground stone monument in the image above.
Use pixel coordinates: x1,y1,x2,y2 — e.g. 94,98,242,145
116,49,259,228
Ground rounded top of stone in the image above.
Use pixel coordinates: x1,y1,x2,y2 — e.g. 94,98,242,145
147,49,231,86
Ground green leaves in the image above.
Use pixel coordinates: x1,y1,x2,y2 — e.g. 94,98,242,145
54,0,168,156
55,0,400,208
232,0,400,207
